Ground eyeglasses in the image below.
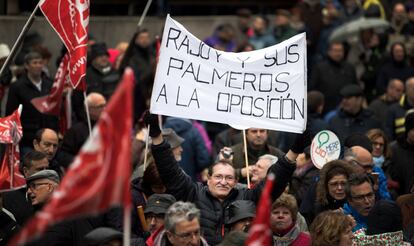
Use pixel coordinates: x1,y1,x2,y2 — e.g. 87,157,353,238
352,160,374,171
351,192,375,202
328,181,347,188
173,229,202,240
212,174,235,182
28,182,50,190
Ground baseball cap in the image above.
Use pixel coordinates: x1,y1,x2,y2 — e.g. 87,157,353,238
144,194,176,215
26,169,60,184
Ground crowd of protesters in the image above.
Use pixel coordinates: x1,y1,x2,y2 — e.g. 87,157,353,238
3,0,414,245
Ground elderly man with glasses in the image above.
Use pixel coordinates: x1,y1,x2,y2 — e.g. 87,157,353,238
26,169,60,211
344,146,391,201
147,201,208,246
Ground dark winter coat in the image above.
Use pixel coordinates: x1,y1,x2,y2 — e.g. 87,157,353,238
376,59,414,95
309,57,358,114
57,121,94,169
385,95,413,141
85,65,119,100
6,74,58,147
2,187,33,226
290,163,319,206
389,139,414,195
368,94,398,127
329,108,382,142
151,140,296,246
29,216,105,246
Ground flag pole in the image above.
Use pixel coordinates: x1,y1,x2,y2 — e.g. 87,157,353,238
83,91,92,135
137,0,153,27
0,2,40,78
123,206,131,246
9,146,13,188
143,125,150,170
242,129,250,189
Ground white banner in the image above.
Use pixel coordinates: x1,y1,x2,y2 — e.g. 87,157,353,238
151,15,307,133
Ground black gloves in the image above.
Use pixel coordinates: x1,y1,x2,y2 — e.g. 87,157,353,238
290,121,312,154
143,111,161,138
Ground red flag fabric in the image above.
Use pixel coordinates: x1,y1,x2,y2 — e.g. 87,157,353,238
0,144,25,191
39,0,89,90
245,174,275,246
10,68,135,246
0,106,25,191
31,54,69,116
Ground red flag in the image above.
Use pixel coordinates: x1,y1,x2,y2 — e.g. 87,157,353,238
10,68,135,246
0,106,25,191
31,54,69,116
245,174,275,246
39,0,89,90
0,144,25,191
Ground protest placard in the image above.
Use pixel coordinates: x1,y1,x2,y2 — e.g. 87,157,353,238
150,15,307,133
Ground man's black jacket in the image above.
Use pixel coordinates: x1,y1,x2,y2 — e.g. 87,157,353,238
152,140,296,246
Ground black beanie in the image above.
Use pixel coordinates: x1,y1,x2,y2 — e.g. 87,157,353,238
366,200,402,235
90,42,109,61
344,133,373,153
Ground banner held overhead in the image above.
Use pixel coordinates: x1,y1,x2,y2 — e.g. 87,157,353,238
151,15,307,133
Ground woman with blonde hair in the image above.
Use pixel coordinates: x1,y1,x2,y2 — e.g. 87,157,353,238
310,210,354,246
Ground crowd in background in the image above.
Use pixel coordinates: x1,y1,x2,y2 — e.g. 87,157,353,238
3,0,414,245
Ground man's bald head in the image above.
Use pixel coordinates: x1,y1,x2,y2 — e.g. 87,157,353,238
86,93,106,121
387,79,404,102
33,128,58,160
350,146,374,173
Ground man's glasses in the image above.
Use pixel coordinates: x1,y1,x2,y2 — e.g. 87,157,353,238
173,229,202,240
352,160,374,171
28,182,50,190
351,192,375,202
212,174,235,182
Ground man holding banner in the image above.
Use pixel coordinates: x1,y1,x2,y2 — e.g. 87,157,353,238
144,113,308,245
146,15,310,245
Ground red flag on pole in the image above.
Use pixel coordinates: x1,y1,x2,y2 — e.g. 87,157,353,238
31,54,69,116
245,174,275,246
39,0,89,90
9,68,135,246
0,106,25,191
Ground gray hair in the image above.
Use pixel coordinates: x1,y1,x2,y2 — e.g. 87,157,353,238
343,148,357,162
164,201,200,233
258,154,278,165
